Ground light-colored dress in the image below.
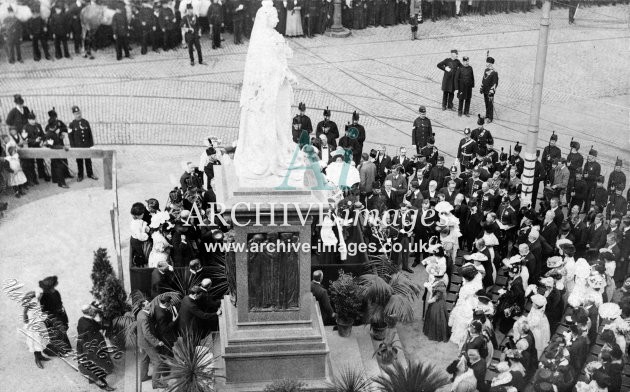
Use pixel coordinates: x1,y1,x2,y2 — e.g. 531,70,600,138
21,304,50,352
285,2,303,36
7,153,27,187
148,231,171,268
449,269,483,347
526,306,550,356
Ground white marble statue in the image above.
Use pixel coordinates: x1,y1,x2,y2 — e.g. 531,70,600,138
233,0,304,188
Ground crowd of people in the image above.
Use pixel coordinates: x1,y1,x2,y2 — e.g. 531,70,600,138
2,0,625,64
0,94,98,199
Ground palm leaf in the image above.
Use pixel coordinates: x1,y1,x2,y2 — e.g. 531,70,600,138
327,366,373,392
388,273,422,300
365,254,398,277
359,274,392,305
383,294,415,324
373,359,449,392
110,312,137,349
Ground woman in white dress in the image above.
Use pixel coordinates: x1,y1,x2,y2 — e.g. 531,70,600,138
21,291,51,369
284,0,303,36
449,263,483,347
148,211,173,268
568,258,591,308
526,294,551,356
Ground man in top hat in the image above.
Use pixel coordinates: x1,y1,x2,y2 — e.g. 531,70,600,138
2,6,23,64
437,49,462,111
68,106,98,182
583,147,601,207
182,3,204,65
480,56,498,122
542,132,562,176
6,94,31,133
608,158,626,194
112,5,131,61
316,107,339,149
457,128,479,172
454,55,474,117
411,105,433,152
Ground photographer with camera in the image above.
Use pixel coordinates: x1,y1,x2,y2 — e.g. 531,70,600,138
480,57,498,123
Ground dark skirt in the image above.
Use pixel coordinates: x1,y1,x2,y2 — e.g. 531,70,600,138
423,299,450,342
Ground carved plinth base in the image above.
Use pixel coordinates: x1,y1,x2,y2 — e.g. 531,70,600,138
218,295,332,391
325,27,351,38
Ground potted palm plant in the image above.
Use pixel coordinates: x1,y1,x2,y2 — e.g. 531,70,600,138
373,359,449,392
327,366,373,392
360,255,422,340
329,270,363,337
373,330,401,366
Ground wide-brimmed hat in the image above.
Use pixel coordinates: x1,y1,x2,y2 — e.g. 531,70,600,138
531,294,547,307
39,276,59,290
464,252,488,262
546,256,564,268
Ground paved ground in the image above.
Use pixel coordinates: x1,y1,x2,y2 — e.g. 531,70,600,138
0,4,629,391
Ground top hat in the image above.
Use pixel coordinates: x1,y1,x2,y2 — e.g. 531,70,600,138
477,114,485,126
14,94,24,104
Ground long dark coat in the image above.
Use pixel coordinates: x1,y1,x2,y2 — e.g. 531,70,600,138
437,57,462,93
454,65,475,99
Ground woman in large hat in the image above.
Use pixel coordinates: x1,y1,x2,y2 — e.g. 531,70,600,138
423,280,450,342
525,294,551,356
495,258,526,334
38,276,72,355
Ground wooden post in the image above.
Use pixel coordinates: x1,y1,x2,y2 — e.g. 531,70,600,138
103,151,114,190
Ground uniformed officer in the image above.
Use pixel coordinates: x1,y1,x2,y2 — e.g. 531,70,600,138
182,4,203,65
159,0,177,50
485,139,498,168
348,111,366,165
471,115,493,150
479,182,495,215
428,155,450,189
112,6,131,60
444,164,463,194
28,9,51,61
315,107,339,149
457,128,478,171
68,106,98,182
465,167,483,199
509,142,524,176
209,0,224,49
608,158,626,194
532,149,545,206
338,125,362,165
137,0,156,54
454,55,475,117
437,49,462,111
541,131,562,176
2,6,23,63
411,106,433,153
497,194,517,227
566,139,583,191
67,0,85,55
49,3,71,59
583,147,601,207
480,56,498,122
293,102,314,140
494,147,508,174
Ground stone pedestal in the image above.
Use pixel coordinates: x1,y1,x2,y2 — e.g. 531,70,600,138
325,0,351,38
215,159,332,391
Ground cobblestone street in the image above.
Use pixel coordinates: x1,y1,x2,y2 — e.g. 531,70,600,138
1,4,628,172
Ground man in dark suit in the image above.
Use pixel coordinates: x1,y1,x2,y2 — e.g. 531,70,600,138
68,106,98,182
184,259,206,290
413,198,437,266
439,179,459,205
373,145,392,183
153,296,178,349
411,106,433,152
311,270,335,325
540,210,559,250
466,349,488,392
178,286,219,337
568,323,589,373
198,278,221,335
315,108,339,149
5,94,31,133
112,6,130,60
137,300,168,389
382,179,400,211
540,277,564,334
366,182,387,214
390,147,412,173
151,261,175,299
586,213,607,253
437,49,462,111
